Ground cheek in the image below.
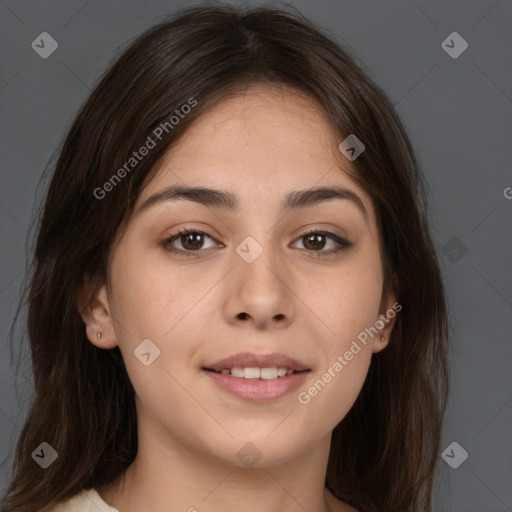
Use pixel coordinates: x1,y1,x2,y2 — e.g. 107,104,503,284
108,253,208,411
110,246,207,340
297,315,375,433
303,260,383,424
313,263,383,348
108,247,224,389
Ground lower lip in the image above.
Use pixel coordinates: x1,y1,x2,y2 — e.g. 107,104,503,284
203,369,310,402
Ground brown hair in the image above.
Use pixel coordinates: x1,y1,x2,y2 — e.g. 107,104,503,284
2,4,449,511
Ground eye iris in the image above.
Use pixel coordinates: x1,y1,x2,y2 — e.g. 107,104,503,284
304,233,325,250
182,232,203,250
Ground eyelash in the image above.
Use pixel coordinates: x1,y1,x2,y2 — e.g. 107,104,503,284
160,227,353,259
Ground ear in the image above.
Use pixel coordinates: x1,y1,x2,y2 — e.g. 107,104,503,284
372,281,399,354
76,274,118,349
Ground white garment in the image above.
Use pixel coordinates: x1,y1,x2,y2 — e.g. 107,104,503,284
50,488,120,512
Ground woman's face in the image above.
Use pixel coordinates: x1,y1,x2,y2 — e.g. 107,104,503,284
87,85,395,468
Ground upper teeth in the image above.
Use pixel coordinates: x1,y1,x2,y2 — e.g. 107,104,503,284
217,367,295,379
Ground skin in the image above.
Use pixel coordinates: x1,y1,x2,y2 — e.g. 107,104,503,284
79,84,396,512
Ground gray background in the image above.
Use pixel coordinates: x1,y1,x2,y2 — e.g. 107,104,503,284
1,0,511,510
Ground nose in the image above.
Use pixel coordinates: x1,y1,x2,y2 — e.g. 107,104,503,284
222,239,295,330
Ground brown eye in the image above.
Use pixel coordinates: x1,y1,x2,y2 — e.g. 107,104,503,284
161,228,352,258
293,230,352,255
161,229,218,257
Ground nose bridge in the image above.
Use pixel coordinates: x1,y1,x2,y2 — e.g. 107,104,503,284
234,232,283,286
225,230,293,327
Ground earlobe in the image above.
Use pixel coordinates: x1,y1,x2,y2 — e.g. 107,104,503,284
76,275,118,349
372,333,390,354
372,286,399,354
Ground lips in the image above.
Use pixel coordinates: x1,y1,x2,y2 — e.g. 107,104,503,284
202,352,311,402
203,352,310,372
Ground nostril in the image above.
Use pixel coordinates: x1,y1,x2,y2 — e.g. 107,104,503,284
238,312,249,320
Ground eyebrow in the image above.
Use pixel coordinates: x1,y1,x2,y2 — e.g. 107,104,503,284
136,184,367,219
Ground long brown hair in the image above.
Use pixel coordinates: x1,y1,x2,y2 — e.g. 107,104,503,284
2,4,449,511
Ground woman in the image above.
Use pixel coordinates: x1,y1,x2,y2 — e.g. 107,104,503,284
2,4,449,512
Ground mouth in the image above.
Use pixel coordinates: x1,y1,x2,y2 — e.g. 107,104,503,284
204,351,310,373
202,352,311,402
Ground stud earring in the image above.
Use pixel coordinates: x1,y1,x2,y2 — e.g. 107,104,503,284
97,332,102,339
380,335,386,342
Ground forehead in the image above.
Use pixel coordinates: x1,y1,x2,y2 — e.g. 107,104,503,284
172,85,335,160
137,84,368,208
